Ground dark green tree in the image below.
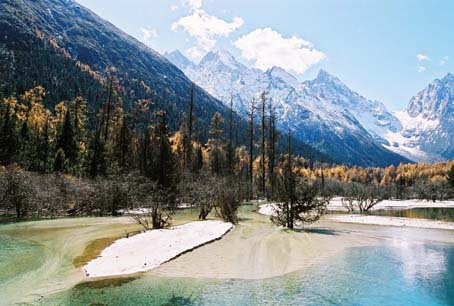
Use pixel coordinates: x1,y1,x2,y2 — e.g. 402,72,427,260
0,97,18,165
56,110,78,168
225,97,236,176
37,116,51,173
207,112,225,176
152,111,175,190
53,148,66,172
117,115,132,169
447,165,454,189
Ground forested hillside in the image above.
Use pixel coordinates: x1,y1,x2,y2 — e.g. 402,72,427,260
0,0,328,161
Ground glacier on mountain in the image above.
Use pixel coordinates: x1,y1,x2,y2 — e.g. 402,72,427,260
165,49,453,164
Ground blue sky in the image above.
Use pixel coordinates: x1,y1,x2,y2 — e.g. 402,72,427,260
76,0,454,111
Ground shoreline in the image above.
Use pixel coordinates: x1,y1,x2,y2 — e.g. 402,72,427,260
83,220,234,278
330,214,454,231
328,197,454,212
258,203,454,231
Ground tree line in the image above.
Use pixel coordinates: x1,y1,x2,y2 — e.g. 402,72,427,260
3,82,450,229
0,82,330,229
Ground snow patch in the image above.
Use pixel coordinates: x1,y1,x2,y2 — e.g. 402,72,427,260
83,220,233,278
331,215,454,231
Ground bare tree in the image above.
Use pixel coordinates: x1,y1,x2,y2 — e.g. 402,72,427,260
353,184,383,213
271,131,327,229
129,179,173,230
2,164,31,218
214,181,240,224
179,171,218,220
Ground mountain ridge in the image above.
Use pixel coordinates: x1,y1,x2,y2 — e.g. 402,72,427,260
0,0,330,162
168,49,411,167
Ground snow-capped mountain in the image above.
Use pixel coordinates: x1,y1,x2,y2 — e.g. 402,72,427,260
166,49,411,166
164,50,194,70
384,73,454,162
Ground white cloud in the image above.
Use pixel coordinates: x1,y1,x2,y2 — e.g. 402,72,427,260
440,56,449,66
172,7,243,61
417,66,426,73
185,0,202,10
234,28,326,74
416,54,430,61
170,5,179,11
138,28,158,47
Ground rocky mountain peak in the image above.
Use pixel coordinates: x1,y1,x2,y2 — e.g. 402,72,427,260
199,49,243,70
266,66,299,88
164,50,193,70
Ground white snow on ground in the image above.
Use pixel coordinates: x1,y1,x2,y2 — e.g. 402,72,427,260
259,201,454,230
258,204,277,216
330,215,454,231
83,220,233,278
328,197,454,212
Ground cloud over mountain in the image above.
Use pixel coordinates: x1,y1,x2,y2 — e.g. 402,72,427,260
234,28,326,74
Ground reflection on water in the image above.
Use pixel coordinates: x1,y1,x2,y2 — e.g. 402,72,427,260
370,208,454,222
391,239,447,285
41,243,454,306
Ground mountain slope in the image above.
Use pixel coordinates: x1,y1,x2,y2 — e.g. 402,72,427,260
169,49,410,167
384,73,454,162
0,0,330,162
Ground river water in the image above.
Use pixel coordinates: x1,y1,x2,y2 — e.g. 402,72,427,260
1,206,454,305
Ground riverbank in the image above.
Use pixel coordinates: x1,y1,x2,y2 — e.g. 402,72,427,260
330,214,454,230
259,202,454,231
83,221,234,278
328,197,454,211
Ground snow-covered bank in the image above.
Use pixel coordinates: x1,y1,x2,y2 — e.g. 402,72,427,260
260,203,454,230
83,220,233,278
330,215,454,231
328,197,454,211
258,204,277,216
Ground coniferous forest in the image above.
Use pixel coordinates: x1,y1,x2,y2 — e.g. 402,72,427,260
2,82,454,227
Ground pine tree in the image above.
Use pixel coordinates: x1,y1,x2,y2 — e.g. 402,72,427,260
192,143,204,173
89,116,106,178
118,114,132,169
225,97,236,176
153,111,175,189
37,116,51,173
248,98,256,200
186,84,195,168
447,165,454,189
267,101,277,199
0,97,18,165
104,77,114,142
18,120,31,168
208,112,225,176
57,110,78,169
69,97,88,153
260,92,267,195
54,148,66,172
139,127,152,177
180,114,190,169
